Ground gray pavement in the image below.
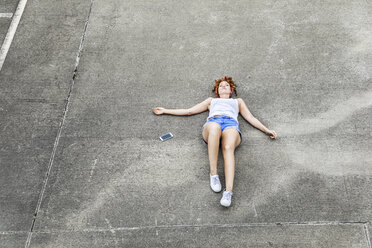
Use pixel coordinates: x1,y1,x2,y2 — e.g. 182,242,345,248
0,0,371,247
0,0,18,13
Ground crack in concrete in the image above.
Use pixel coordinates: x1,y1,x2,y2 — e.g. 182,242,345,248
2,221,369,246
364,223,371,248
0,221,362,235
23,0,95,247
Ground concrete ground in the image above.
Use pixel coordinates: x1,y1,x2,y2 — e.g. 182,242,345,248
1,0,371,247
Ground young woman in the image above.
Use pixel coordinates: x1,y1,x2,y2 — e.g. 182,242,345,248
152,76,277,207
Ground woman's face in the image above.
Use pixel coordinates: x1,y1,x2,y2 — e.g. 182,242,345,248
218,81,232,97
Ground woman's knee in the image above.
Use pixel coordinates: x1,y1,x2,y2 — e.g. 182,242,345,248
222,143,235,152
221,129,241,150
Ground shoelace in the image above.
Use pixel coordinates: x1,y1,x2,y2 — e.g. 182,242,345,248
223,192,232,200
212,177,220,185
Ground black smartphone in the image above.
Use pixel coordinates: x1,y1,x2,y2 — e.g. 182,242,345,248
160,132,173,141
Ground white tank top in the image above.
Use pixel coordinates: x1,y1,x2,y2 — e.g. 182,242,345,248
207,98,239,123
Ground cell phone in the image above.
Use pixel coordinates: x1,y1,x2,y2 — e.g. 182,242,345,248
160,132,173,141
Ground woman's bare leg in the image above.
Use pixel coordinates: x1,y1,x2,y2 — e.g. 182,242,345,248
202,122,222,175
221,128,241,191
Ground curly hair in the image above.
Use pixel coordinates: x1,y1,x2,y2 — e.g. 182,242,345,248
212,76,238,98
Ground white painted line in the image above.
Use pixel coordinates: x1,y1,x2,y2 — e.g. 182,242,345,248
0,13,13,18
0,0,28,71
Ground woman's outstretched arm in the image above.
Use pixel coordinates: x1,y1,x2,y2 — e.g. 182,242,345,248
153,97,213,116
237,98,277,139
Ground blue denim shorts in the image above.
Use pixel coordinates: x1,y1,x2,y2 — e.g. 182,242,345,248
201,115,242,145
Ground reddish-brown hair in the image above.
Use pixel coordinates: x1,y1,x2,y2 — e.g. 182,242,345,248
212,76,238,98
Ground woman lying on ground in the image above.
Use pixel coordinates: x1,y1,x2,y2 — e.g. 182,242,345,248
152,76,277,207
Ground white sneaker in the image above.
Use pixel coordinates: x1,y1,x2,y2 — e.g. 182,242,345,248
220,191,233,207
210,174,222,192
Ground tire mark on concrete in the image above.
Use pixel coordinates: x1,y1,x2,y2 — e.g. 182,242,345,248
277,88,372,136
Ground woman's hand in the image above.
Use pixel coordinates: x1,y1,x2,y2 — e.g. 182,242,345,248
266,130,277,139
152,107,165,115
